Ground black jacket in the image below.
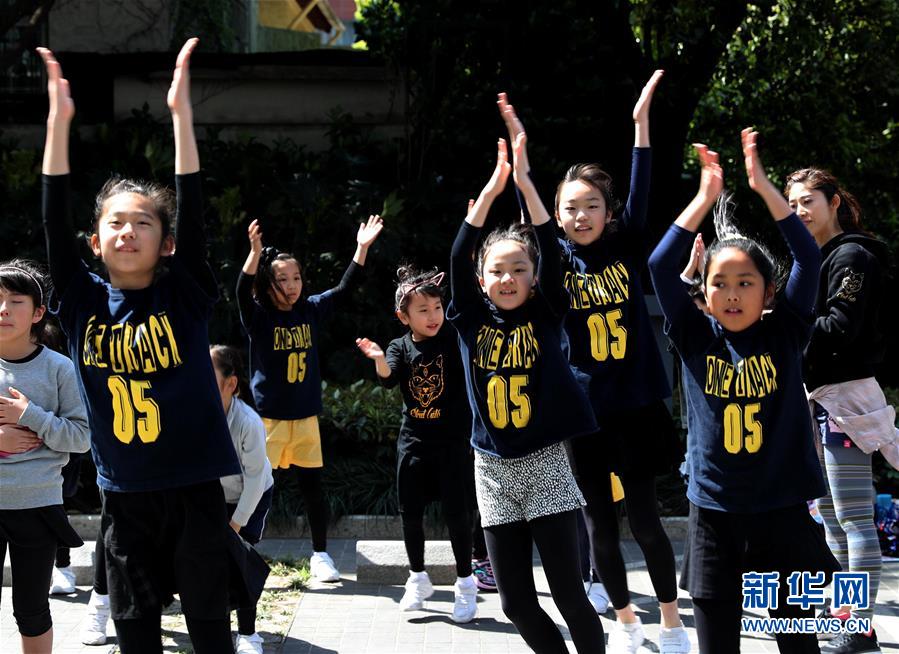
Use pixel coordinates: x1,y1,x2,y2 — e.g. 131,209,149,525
804,232,891,390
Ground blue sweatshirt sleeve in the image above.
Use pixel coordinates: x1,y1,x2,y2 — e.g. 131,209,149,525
533,221,569,318
448,222,484,323
309,261,362,320
173,173,218,299
777,213,822,318
41,174,81,297
648,224,712,354
620,147,652,232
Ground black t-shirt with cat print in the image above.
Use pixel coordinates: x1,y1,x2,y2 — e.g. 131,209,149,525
380,326,472,454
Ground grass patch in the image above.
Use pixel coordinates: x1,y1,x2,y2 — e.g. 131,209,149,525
105,557,310,653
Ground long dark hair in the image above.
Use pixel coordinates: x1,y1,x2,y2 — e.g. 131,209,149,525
784,167,864,233
554,162,621,236
0,259,52,344
253,246,302,310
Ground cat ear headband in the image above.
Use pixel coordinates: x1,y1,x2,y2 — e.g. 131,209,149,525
397,272,445,308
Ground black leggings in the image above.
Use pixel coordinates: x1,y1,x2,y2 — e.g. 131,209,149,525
0,537,56,637
472,510,488,560
93,526,108,595
485,510,605,654
573,438,677,610
115,616,233,654
401,506,472,577
693,592,819,654
295,466,328,552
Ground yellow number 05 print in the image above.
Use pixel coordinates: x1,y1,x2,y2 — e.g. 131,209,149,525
486,375,531,429
587,308,627,362
723,402,762,454
287,351,308,383
107,376,161,444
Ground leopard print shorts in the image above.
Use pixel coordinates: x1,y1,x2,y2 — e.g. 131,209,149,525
474,442,585,527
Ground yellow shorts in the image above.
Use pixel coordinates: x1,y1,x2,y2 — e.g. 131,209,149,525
263,416,323,469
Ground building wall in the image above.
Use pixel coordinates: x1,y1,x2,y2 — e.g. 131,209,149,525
49,0,174,53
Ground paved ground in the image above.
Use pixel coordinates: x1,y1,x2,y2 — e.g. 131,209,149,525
3,538,898,652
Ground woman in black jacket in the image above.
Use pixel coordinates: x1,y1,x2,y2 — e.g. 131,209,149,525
786,167,897,654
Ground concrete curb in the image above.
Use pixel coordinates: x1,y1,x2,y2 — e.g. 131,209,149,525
67,513,689,541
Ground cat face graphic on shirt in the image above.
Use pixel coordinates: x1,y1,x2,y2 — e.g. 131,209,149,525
409,355,444,408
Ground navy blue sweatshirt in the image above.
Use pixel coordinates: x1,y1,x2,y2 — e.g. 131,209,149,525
379,326,472,455
43,173,240,492
447,221,597,458
560,147,671,415
648,214,824,513
804,232,890,390
237,263,359,420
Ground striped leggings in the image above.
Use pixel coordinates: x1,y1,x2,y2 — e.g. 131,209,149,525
816,436,881,620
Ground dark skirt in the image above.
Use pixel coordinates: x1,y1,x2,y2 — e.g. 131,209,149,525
680,501,841,600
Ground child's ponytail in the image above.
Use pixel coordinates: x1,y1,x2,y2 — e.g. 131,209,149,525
253,246,302,310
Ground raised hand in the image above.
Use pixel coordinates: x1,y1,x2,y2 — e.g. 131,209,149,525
356,215,384,249
681,233,706,280
248,219,264,255
167,37,198,116
37,48,74,123
497,93,529,185
355,337,385,360
483,138,512,199
633,70,664,125
0,424,41,454
741,128,792,220
694,144,724,203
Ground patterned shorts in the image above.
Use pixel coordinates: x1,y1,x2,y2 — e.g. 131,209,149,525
474,442,585,527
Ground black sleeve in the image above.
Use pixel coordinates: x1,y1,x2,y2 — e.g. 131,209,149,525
807,244,878,355
533,221,569,318
378,339,403,389
172,173,218,297
236,271,257,332
42,174,81,296
448,222,484,320
619,147,652,233
309,261,362,320
778,213,822,319
648,224,713,355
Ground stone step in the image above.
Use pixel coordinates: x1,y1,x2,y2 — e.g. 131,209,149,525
4,541,97,587
356,540,460,585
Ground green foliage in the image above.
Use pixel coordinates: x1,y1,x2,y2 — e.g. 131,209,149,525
269,380,403,525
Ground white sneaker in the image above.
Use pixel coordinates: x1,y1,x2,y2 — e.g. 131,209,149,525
451,574,478,623
309,551,340,582
49,565,76,595
80,591,110,645
584,581,610,613
608,616,646,653
399,570,434,611
659,625,692,653
235,632,264,654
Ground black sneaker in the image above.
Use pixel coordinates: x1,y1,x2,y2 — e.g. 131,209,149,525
817,605,847,641
820,629,881,654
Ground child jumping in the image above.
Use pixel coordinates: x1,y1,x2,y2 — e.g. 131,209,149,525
447,98,605,652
